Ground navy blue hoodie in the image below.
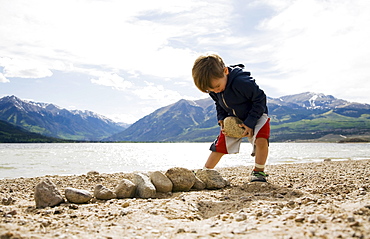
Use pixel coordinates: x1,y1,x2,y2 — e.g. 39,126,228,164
209,65,268,129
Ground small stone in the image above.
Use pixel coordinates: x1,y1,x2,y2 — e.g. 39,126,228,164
192,176,206,190
347,216,356,222
149,171,173,193
295,214,305,222
317,215,328,223
133,173,156,198
195,169,228,189
1,197,15,205
65,188,92,204
94,185,116,200
235,213,247,221
308,215,316,223
87,170,99,176
177,228,186,233
115,179,136,198
34,179,64,208
165,167,196,192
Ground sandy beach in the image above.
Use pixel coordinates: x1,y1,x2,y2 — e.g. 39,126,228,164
1,159,370,239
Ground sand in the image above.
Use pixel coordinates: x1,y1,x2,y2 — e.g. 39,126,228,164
1,159,370,239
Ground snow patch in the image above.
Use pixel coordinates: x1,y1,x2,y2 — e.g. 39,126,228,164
309,95,318,107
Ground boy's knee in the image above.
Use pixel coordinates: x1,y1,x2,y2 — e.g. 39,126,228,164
255,138,268,148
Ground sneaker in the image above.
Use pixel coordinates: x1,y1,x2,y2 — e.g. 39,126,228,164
250,171,269,182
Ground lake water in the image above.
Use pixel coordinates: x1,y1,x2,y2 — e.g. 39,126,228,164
1,142,369,179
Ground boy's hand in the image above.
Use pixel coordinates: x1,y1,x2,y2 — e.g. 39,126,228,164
219,120,227,135
239,123,253,138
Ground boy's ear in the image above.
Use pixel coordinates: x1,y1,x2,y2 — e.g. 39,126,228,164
224,67,229,75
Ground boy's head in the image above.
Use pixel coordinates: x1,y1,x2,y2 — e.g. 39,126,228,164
192,53,228,93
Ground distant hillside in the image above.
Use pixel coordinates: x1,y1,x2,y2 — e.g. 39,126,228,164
0,95,125,141
107,92,370,142
0,119,70,143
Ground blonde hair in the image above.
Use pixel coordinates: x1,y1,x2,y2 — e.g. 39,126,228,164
192,53,225,93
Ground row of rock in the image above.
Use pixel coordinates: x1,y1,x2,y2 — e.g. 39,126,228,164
34,167,229,208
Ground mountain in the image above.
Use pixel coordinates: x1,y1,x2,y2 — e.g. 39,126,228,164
107,99,218,142
0,119,70,143
107,92,370,142
0,95,125,141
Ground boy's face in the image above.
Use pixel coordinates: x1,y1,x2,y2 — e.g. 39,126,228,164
208,67,228,93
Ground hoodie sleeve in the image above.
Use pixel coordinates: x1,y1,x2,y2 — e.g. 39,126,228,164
234,77,267,129
210,93,229,121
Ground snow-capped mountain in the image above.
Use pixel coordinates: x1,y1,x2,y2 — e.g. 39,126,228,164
268,92,349,109
108,92,370,142
0,95,125,141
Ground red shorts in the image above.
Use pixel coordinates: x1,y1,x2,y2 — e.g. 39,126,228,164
210,117,270,154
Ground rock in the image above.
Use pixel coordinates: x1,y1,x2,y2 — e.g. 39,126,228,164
133,173,156,198
317,215,328,223
149,171,173,193
195,169,227,189
223,116,245,138
235,213,248,221
94,185,116,200
34,179,64,208
87,170,99,176
1,197,15,205
65,188,92,204
115,179,136,198
295,214,305,222
165,167,196,192
192,176,206,190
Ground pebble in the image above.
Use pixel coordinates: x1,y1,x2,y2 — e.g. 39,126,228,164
235,213,247,221
165,167,196,192
34,179,64,208
65,187,92,204
115,179,136,198
1,197,15,205
133,173,156,198
94,184,116,200
295,214,305,222
317,215,328,223
149,171,173,193
195,169,228,189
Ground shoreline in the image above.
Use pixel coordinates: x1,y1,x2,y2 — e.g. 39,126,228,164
1,159,370,238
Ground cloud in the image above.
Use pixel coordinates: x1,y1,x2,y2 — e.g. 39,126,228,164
107,113,138,124
0,0,231,82
133,81,182,103
0,73,9,83
0,57,53,79
90,72,132,91
247,0,370,102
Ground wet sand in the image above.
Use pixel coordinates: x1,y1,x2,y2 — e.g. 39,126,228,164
1,159,370,238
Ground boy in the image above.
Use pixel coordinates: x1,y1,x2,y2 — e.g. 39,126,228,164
192,53,270,182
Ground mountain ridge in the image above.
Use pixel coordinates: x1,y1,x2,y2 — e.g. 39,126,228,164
0,95,126,141
107,92,370,142
1,93,369,142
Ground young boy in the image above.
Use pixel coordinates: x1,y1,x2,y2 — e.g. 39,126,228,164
192,53,270,182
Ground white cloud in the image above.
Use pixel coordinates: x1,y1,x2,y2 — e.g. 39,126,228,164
0,73,9,83
107,113,138,124
0,0,230,81
251,0,370,103
133,82,182,104
91,73,132,91
0,58,53,78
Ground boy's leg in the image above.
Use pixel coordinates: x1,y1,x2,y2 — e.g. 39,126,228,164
253,137,269,172
204,151,224,169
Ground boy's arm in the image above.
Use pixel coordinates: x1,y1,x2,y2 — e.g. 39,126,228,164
210,93,229,121
235,79,267,129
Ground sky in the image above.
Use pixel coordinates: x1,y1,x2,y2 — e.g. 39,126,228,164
0,0,369,124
